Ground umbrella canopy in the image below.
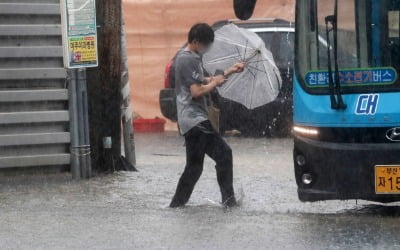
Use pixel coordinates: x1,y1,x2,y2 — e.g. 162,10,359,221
202,24,282,110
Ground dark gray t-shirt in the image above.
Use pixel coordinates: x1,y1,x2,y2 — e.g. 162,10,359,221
175,50,208,135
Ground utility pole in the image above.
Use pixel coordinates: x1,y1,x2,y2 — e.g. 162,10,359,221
87,0,124,172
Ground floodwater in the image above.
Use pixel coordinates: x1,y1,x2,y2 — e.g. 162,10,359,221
1,132,400,249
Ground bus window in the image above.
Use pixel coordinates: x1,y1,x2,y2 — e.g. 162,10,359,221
296,0,400,94
316,0,358,69
388,10,400,38
384,1,400,73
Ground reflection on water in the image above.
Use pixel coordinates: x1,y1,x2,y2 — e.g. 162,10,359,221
0,133,400,249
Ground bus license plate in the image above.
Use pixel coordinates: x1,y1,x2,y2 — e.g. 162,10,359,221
375,166,400,194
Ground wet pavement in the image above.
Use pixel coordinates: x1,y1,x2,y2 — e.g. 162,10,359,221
1,132,400,249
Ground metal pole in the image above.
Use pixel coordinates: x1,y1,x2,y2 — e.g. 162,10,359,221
75,69,86,178
68,69,81,179
79,69,92,178
76,68,92,178
120,10,137,168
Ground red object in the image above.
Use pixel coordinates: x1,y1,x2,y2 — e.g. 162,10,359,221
133,118,166,133
164,59,174,88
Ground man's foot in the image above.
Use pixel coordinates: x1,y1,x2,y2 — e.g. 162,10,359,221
222,196,237,208
169,200,185,208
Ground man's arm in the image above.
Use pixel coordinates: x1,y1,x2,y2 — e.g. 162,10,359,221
224,62,246,77
190,75,225,98
190,62,245,98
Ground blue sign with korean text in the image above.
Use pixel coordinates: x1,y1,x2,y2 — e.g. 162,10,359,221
305,67,397,87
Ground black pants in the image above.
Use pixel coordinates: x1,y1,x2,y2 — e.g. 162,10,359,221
170,120,235,206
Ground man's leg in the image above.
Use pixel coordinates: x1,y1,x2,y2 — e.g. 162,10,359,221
205,132,236,207
170,128,208,207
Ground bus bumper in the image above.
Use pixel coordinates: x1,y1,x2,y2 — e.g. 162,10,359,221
294,136,400,203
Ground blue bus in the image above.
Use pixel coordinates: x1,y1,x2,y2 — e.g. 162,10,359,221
293,0,400,202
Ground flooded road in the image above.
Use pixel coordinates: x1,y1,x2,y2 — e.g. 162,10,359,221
1,132,400,249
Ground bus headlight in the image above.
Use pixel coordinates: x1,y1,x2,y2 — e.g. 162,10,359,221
293,126,319,137
296,154,306,166
302,173,313,185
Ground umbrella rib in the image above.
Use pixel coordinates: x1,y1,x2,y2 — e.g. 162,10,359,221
215,37,254,50
247,64,267,74
213,38,257,62
247,66,256,78
248,62,278,97
205,54,244,64
244,50,259,63
249,61,258,109
247,59,270,64
235,45,244,61
264,66,277,97
244,39,248,61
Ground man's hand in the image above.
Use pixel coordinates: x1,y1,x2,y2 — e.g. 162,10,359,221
213,75,226,86
225,62,246,76
232,62,246,73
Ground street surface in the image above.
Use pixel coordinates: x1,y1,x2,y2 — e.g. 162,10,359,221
1,132,400,249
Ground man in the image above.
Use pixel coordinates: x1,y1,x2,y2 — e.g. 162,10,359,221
170,23,245,208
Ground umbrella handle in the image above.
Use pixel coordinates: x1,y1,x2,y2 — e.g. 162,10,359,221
215,69,225,76
215,69,228,82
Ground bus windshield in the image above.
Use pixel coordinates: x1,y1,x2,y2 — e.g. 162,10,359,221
296,0,400,94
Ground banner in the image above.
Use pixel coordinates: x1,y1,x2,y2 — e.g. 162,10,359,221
61,0,99,68
123,0,295,130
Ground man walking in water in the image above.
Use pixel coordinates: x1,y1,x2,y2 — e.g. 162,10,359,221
170,23,245,208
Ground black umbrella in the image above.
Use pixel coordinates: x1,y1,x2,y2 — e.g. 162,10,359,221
233,0,257,20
